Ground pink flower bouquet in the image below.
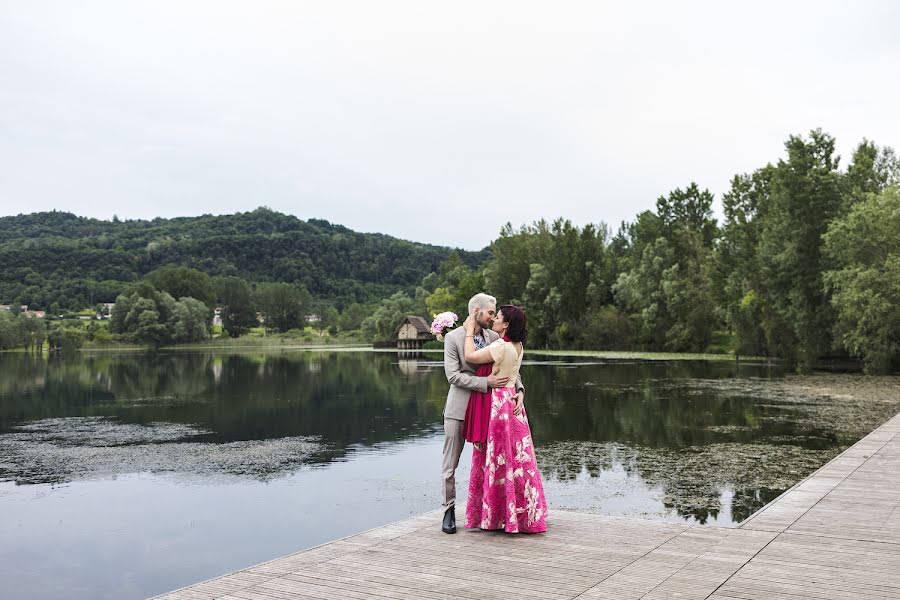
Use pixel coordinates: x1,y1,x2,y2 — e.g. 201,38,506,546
430,311,458,341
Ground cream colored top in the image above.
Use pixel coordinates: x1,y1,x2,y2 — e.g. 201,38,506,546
488,338,523,384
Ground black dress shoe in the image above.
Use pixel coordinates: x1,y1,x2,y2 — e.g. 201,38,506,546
442,505,457,534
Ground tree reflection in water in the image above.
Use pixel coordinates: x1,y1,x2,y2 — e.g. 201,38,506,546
1,351,897,524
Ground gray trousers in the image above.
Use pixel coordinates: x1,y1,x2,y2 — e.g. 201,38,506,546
441,417,465,507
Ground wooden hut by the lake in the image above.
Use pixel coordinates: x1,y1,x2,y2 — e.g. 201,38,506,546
396,315,433,349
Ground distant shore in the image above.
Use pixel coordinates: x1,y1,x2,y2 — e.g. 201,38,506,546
92,342,770,363
0,337,778,363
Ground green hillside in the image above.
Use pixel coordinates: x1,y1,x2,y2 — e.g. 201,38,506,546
0,207,488,310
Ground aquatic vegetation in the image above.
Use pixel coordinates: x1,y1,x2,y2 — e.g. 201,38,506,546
0,417,326,484
538,374,900,523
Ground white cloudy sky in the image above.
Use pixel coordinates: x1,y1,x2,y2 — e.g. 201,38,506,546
1,1,898,250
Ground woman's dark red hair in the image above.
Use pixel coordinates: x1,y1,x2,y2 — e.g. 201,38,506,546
499,304,527,344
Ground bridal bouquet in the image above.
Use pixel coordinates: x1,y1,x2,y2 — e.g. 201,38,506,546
430,311,458,341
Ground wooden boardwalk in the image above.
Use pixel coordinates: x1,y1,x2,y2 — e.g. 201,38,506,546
156,412,900,599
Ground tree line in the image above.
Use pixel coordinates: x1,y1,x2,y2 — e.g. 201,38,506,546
110,266,371,347
369,130,899,373
0,308,88,353
0,264,374,350
3,129,897,372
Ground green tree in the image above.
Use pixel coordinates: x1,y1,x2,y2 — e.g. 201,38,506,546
419,252,488,321
254,283,311,333
523,263,562,348
425,287,455,316
91,326,112,344
579,305,636,350
614,183,719,353
133,297,173,347
659,232,716,351
21,316,47,352
171,297,211,343
338,303,369,332
451,267,486,318
482,218,609,348
716,168,774,356
611,211,664,274
823,186,900,373
656,182,718,250
145,266,215,307
484,222,545,306
614,238,675,348
653,184,719,351
47,322,86,352
110,283,177,347
844,140,900,205
759,130,844,370
0,313,24,350
315,305,339,335
212,276,257,337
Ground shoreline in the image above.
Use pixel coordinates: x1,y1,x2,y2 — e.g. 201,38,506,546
0,343,792,364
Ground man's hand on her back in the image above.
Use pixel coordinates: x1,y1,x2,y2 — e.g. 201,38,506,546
487,373,509,388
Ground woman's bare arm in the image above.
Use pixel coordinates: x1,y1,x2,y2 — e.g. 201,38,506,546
464,335,494,364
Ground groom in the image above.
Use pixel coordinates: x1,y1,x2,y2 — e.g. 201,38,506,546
441,292,524,533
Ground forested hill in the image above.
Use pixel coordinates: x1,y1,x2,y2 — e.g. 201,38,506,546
0,208,488,310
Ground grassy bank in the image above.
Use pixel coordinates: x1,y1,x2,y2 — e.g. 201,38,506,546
158,331,366,350
524,349,769,362
412,348,776,363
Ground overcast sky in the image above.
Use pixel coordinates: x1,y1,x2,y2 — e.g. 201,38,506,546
1,1,898,250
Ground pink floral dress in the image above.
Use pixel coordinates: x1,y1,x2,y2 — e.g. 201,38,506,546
465,341,548,533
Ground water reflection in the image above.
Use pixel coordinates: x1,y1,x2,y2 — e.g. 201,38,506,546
1,352,444,449
1,351,896,526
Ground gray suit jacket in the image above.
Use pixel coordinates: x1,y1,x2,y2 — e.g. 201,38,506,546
442,326,524,420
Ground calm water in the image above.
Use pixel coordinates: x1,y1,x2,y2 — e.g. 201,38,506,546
0,350,891,599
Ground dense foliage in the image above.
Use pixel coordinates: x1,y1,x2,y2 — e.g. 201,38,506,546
253,282,313,334
3,130,899,372
0,207,487,310
414,131,900,372
0,312,84,353
823,186,900,373
212,276,257,337
109,282,211,347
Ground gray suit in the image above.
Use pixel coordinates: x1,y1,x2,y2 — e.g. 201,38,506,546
441,326,524,507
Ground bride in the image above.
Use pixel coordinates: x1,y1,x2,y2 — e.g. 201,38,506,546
462,304,548,533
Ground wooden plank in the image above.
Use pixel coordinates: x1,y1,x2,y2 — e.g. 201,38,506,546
155,411,900,600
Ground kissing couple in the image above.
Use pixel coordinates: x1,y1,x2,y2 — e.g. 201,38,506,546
440,293,549,534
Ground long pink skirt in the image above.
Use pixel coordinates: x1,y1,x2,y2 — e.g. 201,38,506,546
465,386,549,533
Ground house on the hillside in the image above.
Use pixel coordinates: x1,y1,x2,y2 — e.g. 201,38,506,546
100,303,115,319
0,305,28,313
396,315,433,349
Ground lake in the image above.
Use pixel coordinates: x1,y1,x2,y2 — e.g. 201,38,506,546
1,350,896,599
